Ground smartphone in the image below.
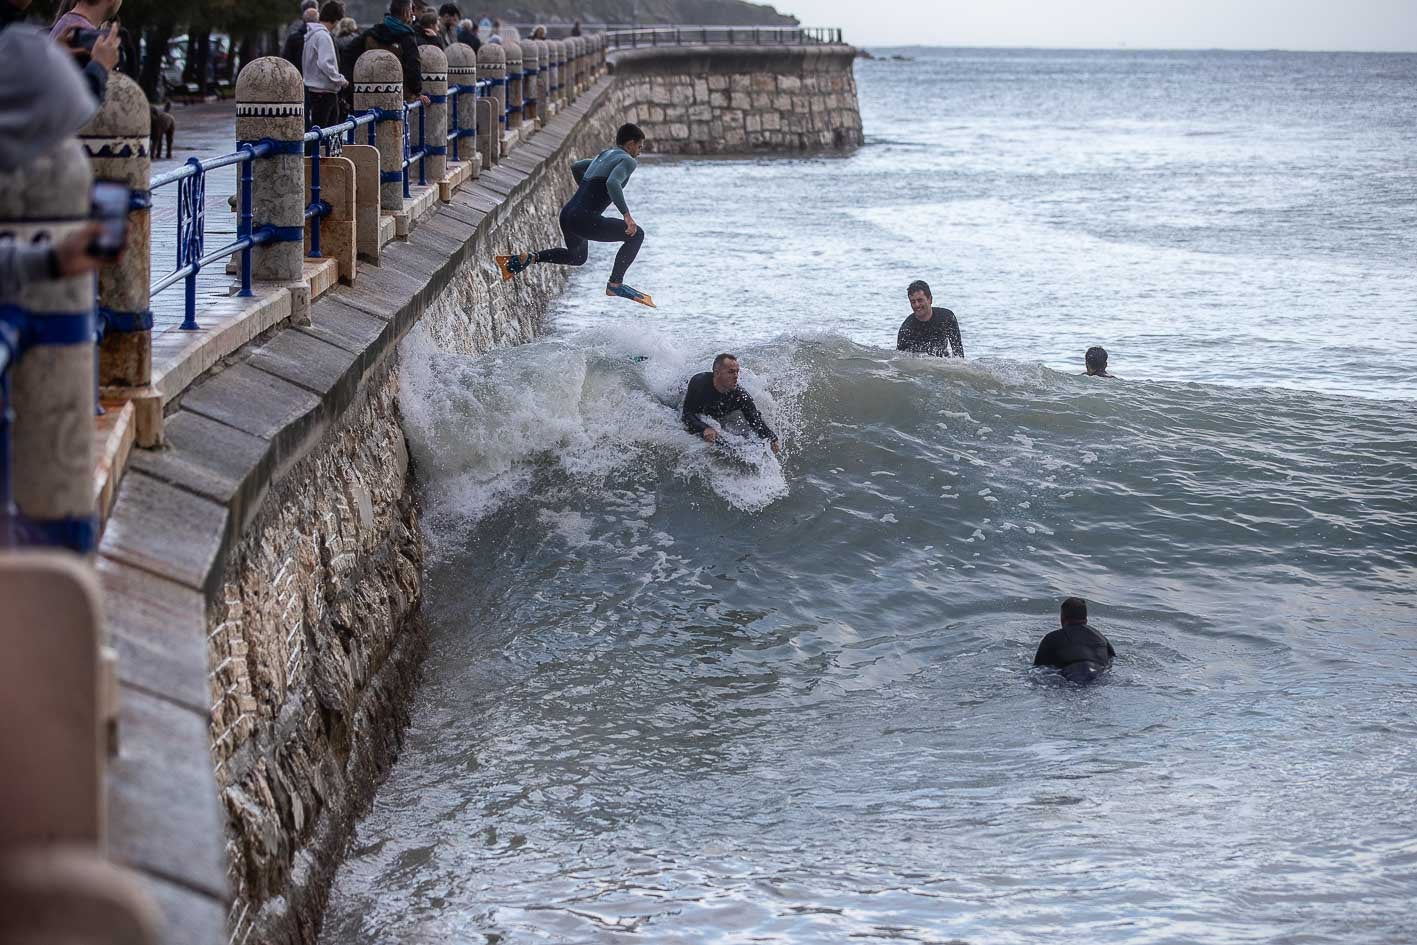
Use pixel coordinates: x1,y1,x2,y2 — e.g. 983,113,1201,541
71,27,103,49
90,180,131,260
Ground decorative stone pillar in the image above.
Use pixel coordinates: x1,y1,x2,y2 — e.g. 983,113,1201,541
521,41,539,127
353,50,405,212
79,74,150,394
503,40,524,133
597,33,607,75
547,40,563,109
419,45,449,183
0,138,96,551
234,57,306,283
477,42,507,149
566,37,580,96
531,39,550,120
445,42,477,168
575,36,588,93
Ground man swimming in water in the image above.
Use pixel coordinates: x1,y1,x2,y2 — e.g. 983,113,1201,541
897,279,965,358
1034,597,1116,683
1083,346,1116,378
681,353,780,454
496,123,653,306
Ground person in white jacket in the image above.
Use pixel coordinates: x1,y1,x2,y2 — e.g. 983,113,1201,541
302,0,347,131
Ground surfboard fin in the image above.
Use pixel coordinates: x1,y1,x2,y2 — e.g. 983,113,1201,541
607,283,656,308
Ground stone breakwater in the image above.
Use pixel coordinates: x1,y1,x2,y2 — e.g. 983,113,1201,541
611,45,863,153
98,43,862,945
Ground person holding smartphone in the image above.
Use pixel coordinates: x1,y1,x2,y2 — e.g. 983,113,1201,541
49,0,122,101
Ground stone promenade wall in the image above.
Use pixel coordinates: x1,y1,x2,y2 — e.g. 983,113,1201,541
610,45,862,153
99,40,865,945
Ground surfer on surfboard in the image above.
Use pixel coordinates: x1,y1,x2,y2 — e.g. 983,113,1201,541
496,123,655,308
681,353,781,455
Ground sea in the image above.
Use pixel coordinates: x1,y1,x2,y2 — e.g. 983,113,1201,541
319,47,1417,944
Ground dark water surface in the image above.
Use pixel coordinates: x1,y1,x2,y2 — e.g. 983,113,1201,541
320,48,1417,944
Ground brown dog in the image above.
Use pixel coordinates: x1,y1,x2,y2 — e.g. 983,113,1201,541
148,103,175,160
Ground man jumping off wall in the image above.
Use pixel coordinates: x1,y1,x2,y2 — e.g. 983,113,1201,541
496,122,654,308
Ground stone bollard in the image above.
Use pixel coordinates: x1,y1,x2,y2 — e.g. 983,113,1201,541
566,37,579,96
597,33,607,76
531,40,550,121
0,138,96,551
478,42,507,153
547,39,563,110
77,72,160,447
235,57,306,284
419,45,449,185
575,36,588,93
522,41,539,128
445,42,477,170
503,40,524,135
353,50,406,213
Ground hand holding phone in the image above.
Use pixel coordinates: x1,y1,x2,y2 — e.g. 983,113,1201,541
89,180,131,261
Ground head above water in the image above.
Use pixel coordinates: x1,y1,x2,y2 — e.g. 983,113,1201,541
1060,597,1088,625
907,279,933,320
616,122,646,157
712,353,740,392
1085,346,1109,374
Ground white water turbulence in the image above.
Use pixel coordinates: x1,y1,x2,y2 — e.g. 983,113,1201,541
322,47,1417,945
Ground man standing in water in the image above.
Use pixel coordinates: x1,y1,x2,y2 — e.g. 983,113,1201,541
1083,346,1116,378
1034,597,1116,683
496,123,654,307
681,354,781,455
897,279,965,358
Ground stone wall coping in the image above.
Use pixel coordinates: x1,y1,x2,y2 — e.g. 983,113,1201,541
96,75,616,945
608,43,858,76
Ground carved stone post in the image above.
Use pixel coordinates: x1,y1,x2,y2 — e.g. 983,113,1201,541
530,39,549,121
503,41,524,136
419,45,449,184
522,41,540,128
78,73,161,447
546,39,563,110
0,138,96,550
353,50,405,213
445,42,477,172
235,57,305,283
477,43,506,158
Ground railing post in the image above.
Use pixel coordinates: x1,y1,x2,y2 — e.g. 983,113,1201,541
0,135,96,551
503,40,524,142
353,49,406,213
446,43,476,168
235,57,306,284
77,72,159,447
522,41,540,129
238,148,254,296
477,42,507,158
307,135,323,258
419,45,448,184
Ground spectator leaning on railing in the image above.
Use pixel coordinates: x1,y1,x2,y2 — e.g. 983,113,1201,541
0,25,107,294
302,0,347,129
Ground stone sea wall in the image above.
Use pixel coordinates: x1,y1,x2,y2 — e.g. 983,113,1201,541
210,88,622,945
100,42,861,945
611,45,862,153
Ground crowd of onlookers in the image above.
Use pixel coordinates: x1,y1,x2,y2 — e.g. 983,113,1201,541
282,0,582,129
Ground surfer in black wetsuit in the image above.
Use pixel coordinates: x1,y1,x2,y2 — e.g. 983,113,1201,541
897,279,964,358
1034,597,1116,683
496,122,654,307
1083,346,1116,378
681,353,780,454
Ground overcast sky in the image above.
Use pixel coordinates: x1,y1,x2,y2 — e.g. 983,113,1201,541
782,0,1417,52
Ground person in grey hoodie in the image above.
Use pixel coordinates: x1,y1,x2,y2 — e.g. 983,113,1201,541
0,24,107,297
302,0,347,130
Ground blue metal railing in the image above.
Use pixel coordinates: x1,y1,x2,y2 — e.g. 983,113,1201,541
605,26,844,48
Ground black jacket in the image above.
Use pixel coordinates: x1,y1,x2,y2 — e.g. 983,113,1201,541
357,22,422,99
281,20,308,69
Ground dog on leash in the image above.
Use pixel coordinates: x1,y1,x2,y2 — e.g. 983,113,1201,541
149,103,175,160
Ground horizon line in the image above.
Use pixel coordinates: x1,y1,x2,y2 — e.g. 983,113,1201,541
854,41,1417,55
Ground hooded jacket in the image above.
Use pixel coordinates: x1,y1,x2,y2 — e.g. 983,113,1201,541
355,18,421,99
